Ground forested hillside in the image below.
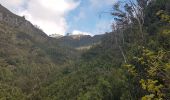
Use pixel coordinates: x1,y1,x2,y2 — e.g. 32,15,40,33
56,34,103,48
0,4,79,99
0,0,170,100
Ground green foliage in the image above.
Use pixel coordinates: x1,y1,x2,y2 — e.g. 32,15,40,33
0,14,79,99
124,47,169,99
140,79,164,99
0,83,26,100
0,0,169,99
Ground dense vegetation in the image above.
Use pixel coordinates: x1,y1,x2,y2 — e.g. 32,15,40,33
0,17,78,99
0,0,170,100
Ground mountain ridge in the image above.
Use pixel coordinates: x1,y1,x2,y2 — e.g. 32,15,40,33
56,34,104,48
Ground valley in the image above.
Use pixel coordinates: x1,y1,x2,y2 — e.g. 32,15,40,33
0,0,170,100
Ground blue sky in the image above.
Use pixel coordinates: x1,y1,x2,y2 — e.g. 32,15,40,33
66,0,115,35
0,0,116,35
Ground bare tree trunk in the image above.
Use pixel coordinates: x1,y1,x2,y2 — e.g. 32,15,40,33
114,29,127,63
122,25,125,45
129,0,144,40
136,17,144,39
119,45,127,63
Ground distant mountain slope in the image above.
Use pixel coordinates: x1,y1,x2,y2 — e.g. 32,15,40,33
0,4,79,63
56,34,104,48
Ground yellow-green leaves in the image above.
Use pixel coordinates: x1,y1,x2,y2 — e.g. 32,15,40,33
124,64,137,76
141,94,155,100
125,46,168,99
162,29,170,35
140,79,164,100
156,10,170,23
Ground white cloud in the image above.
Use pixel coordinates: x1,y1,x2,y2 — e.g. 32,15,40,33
0,0,80,35
72,30,92,36
0,0,23,7
0,0,25,12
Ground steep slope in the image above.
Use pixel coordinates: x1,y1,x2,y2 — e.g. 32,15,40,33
0,3,79,63
0,4,78,99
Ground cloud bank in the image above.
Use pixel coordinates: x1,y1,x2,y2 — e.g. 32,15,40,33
72,30,92,36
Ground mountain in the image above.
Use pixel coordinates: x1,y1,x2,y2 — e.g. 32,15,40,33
0,4,78,62
0,0,170,100
0,4,79,99
56,34,104,48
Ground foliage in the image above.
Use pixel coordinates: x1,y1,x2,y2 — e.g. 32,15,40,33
0,0,169,99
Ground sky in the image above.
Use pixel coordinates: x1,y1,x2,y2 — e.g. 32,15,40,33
0,0,116,36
